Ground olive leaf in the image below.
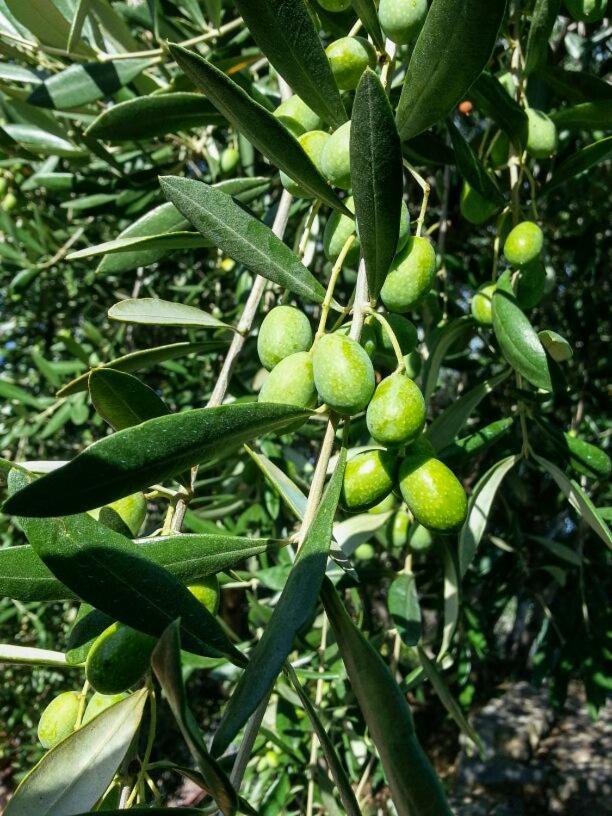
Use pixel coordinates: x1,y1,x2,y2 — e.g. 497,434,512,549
322,578,453,816
537,64,612,104
88,368,170,431
212,450,347,758
4,402,310,516
230,0,346,127
160,176,327,303
542,136,612,196
57,341,226,397
388,572,422,646
470,72,529,149
167,45,349,214
551,100,612,129
492,271,553,391
67,0,92,53
4,690,147,816
524,0,560,75
439,417,515,464
8,470,246,663
108,297,234,331
152,622,241,816
351,69,403,299
67,232,211,261
447,118,506,206
422,317,474,402
350,0,384,50
396,0,507,141
4,0,95,55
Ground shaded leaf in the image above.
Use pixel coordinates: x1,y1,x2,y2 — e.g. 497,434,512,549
551,100,612,129
447,118,505,206
89,368,170,431
422,317,474,402
350,0,384,50
542,136,612,195
67,231,211,261
388,572,422,646
537,64,612,104
4,0,94,55
351,69,403,298
470,72,529,148
524,0,560,75
67,0,92,53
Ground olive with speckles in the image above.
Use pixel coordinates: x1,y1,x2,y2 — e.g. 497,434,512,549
257,306,313,371
312,332,375,415
366,372,426,446
82,692,128,725
503,221,544,267
325,37,377,90
321,121,352,190
398,450,467,532
380,237,437,313
324,197,411,267
274,95,323,137
336,320,378,359
188,574,220,615
378,0,428,44
258,352,317,420
38,691,80,749
88,491,147,537
86,623,156,695
280,130,330,197
341,449,396,512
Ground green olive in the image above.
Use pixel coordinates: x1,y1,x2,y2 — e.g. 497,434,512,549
516,259,546,309
378,0,428,44
341,449,396,512
398,452,467,532
387,507,410,550
188,575,220,615
460,183,499,225
257,305,313,370
324,196,410,266
312,332,375,415
38,691,81,749
82,692,128,726
366,373,426,446
489,132,510,168
375,314,418,356
471,282,496,325
317,0,351,10
88,492,147,536
86,623,156,695
525,109,558,159
336,319,378,358
408,523,434,553
368,492,397,514
1,192,17,212
564,0,607,23
325,37,377,90
321,121,352,190
258,352,317,416
380,237,437,313
404,350,422,379
280,130,330,197
503,221,544,267
274,95,323,137
219,147,239,175
354,542,376,560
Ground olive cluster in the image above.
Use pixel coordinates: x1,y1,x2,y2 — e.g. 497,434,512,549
471,220,548,325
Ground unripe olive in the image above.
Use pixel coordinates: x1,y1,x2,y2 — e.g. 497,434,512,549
274,95,323,137
317,0,351,10
82,692,128,726
258,352,317,417
324,197,410,266
336,320,378,358
366,373,426,446
489,132,510,168
503,221,544,267
86,623,156,695
398,452,467,532
2,192,17,212
219,147,239,175
471,282,496,325
312,332,375,415
388,507,410,550
38,691,81,749
408,523,433,553
88,492,147,536
460,182,499,225
0,177,8,196
380,237,437,313
516,259,546,309
321,121,351,190
325,37,377,90
368,492,397,514
404,350,422,379
354,542,376,560
188,574,220,615
564,0,607,23
378,0,428,44
525,109,558,159
341,449,396,512
257,305,313,370
280,130,330,197
375,314,418,356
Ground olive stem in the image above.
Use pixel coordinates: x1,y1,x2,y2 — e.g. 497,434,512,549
348,19,363,37
74,679,90,730
298,201,322,259
402,159,430,237
125,679,158,808
316,234,356,338
367,309,406,373
305,615,329,816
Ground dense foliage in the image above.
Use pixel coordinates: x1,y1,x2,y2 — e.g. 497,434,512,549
0,0,610,814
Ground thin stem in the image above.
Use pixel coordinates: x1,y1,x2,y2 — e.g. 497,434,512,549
316,235,355,338
298,201,322,259
74,680,90,730
305,616,329,816
125,680,158,808
367,309,405,372
403,159,430,237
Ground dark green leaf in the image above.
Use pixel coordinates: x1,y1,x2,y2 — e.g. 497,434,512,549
542,136,612,195
108,297,233,331
322,578,452,816
4,0,95,55
524,0,560,75
27,58,154,110
551,100,612,129
492,271,553,391
167,45,348,214
351,69,403,298
422,317,474,402
4,402,310,516
350,0,384,49
537,64,612,104
396,0,507,141
66,604,113,665
67,231,212,261
67,0,92,54
89,368,170,431
8,471,246,663
231,0,346,127
86,92,225,141
160,176,327,303
388,572,422,646
57,341,225,397
470,72,529,148
152,623,240,816
2,123,86,158
4,690,147,816
447,118,505,206
212,450,347,758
